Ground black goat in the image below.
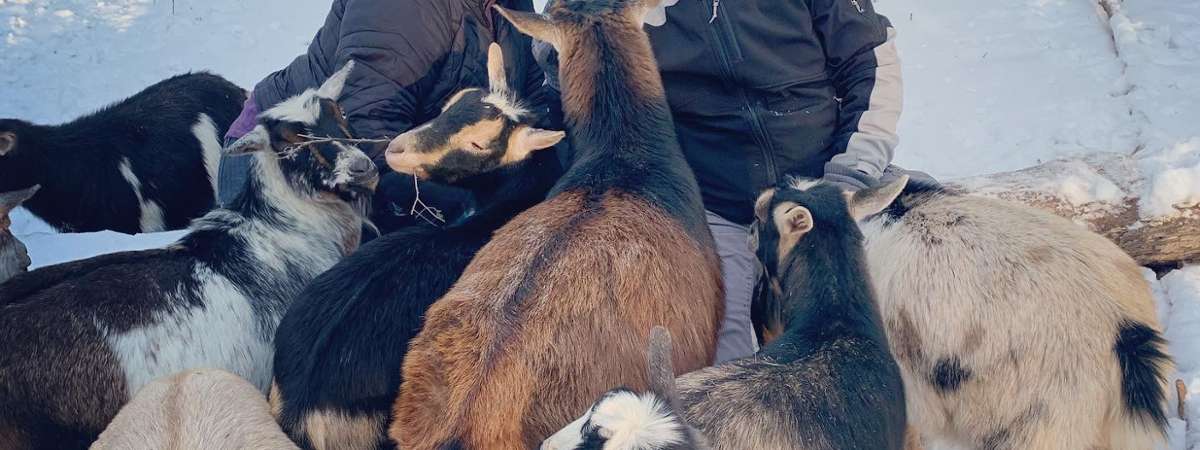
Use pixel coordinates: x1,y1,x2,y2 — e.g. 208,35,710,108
271,44,564,450
0,72,245,233
674,176,911,450
552,177,912,450
0,63,375,450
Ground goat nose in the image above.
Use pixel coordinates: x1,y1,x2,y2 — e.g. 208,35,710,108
349,157,374,176
386,133,413,155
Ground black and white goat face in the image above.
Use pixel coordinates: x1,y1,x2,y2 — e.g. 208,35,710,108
543,327,701,450
228,61,379,203
749,177,908,343
385,44,563,184
543,388,689,450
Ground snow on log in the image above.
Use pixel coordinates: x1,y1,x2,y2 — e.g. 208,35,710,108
951,153,1200,268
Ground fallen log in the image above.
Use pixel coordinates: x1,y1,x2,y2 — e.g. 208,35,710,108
949,153,1200,269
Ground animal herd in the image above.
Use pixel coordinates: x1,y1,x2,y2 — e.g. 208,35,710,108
0,1,1176,449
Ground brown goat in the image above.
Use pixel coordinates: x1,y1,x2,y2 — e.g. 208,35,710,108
390,1,724,449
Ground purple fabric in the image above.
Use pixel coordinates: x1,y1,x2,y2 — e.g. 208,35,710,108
223,94,260,142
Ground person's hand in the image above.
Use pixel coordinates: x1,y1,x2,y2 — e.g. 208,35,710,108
822,162,878,192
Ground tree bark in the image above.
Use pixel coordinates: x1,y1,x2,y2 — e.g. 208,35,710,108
949,153,1200,269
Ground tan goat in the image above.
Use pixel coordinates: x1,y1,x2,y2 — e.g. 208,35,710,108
91,369,298,450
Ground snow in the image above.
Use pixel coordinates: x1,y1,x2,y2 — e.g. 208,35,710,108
1154,266,1200,450
3,0,1199,448
0,0,329,124
1140,138,1200,217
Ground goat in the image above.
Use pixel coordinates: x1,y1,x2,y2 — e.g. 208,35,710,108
391,1,725,448
542,327,710,450
551,179,912,450
0,186,38,284
270,44,564,450
0,63,375,450
677,177,910,450
0,72,245,233
91,369,299,450
861,182,1173,449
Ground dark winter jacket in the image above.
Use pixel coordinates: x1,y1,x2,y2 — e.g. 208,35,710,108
252,0,558,163
538,0,901,224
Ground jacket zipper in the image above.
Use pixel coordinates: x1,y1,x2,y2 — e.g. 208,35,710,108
702,0,779,186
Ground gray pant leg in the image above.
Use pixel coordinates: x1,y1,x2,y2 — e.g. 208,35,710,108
217,152,253,207
706,210,760,363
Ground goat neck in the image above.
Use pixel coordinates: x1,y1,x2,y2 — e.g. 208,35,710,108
766,221,888,355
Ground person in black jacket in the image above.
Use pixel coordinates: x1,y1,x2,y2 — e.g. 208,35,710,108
218,0,560,231
538,0,921,363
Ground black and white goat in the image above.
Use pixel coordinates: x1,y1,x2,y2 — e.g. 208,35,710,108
549,178,911,450
0,72,245,233
862,182,1173,449
0,185,39,284
0,63,374,450
542,327,709,450
270,44,564,450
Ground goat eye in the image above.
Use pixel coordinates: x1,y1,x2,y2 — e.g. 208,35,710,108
470,142,486,151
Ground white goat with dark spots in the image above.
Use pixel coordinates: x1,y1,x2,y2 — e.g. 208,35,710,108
861,181,1173,450
0,63,375,450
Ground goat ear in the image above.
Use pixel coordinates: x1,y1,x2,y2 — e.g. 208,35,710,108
504,127,564,165
646,326,683,413
0,184,39,214
317,60,355,100
487,43,510,96
777,205,813,237
847,174,909,221
753,189,775,224
0,132,15,156
638,0,678,26
494,6,560,49
226,125,271,155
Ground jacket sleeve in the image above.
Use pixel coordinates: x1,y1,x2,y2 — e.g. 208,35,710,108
809,0,902,185
254,0,459,160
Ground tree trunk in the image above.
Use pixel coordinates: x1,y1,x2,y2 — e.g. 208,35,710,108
949,153,1200,269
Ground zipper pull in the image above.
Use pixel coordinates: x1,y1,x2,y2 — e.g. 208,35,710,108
709,0,720,23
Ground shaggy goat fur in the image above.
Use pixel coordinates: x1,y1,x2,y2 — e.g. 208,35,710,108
863,182,1173,450
0,73,245,233
541,327,710,450
92,369,299,450
0,64,373,450
391,2,724,449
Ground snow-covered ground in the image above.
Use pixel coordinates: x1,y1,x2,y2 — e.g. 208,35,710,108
3,0,1198,448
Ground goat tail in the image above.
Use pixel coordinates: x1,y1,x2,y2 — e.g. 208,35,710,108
1113,319,1173,437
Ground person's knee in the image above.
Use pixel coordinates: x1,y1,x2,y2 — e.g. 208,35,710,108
707,211,760,362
